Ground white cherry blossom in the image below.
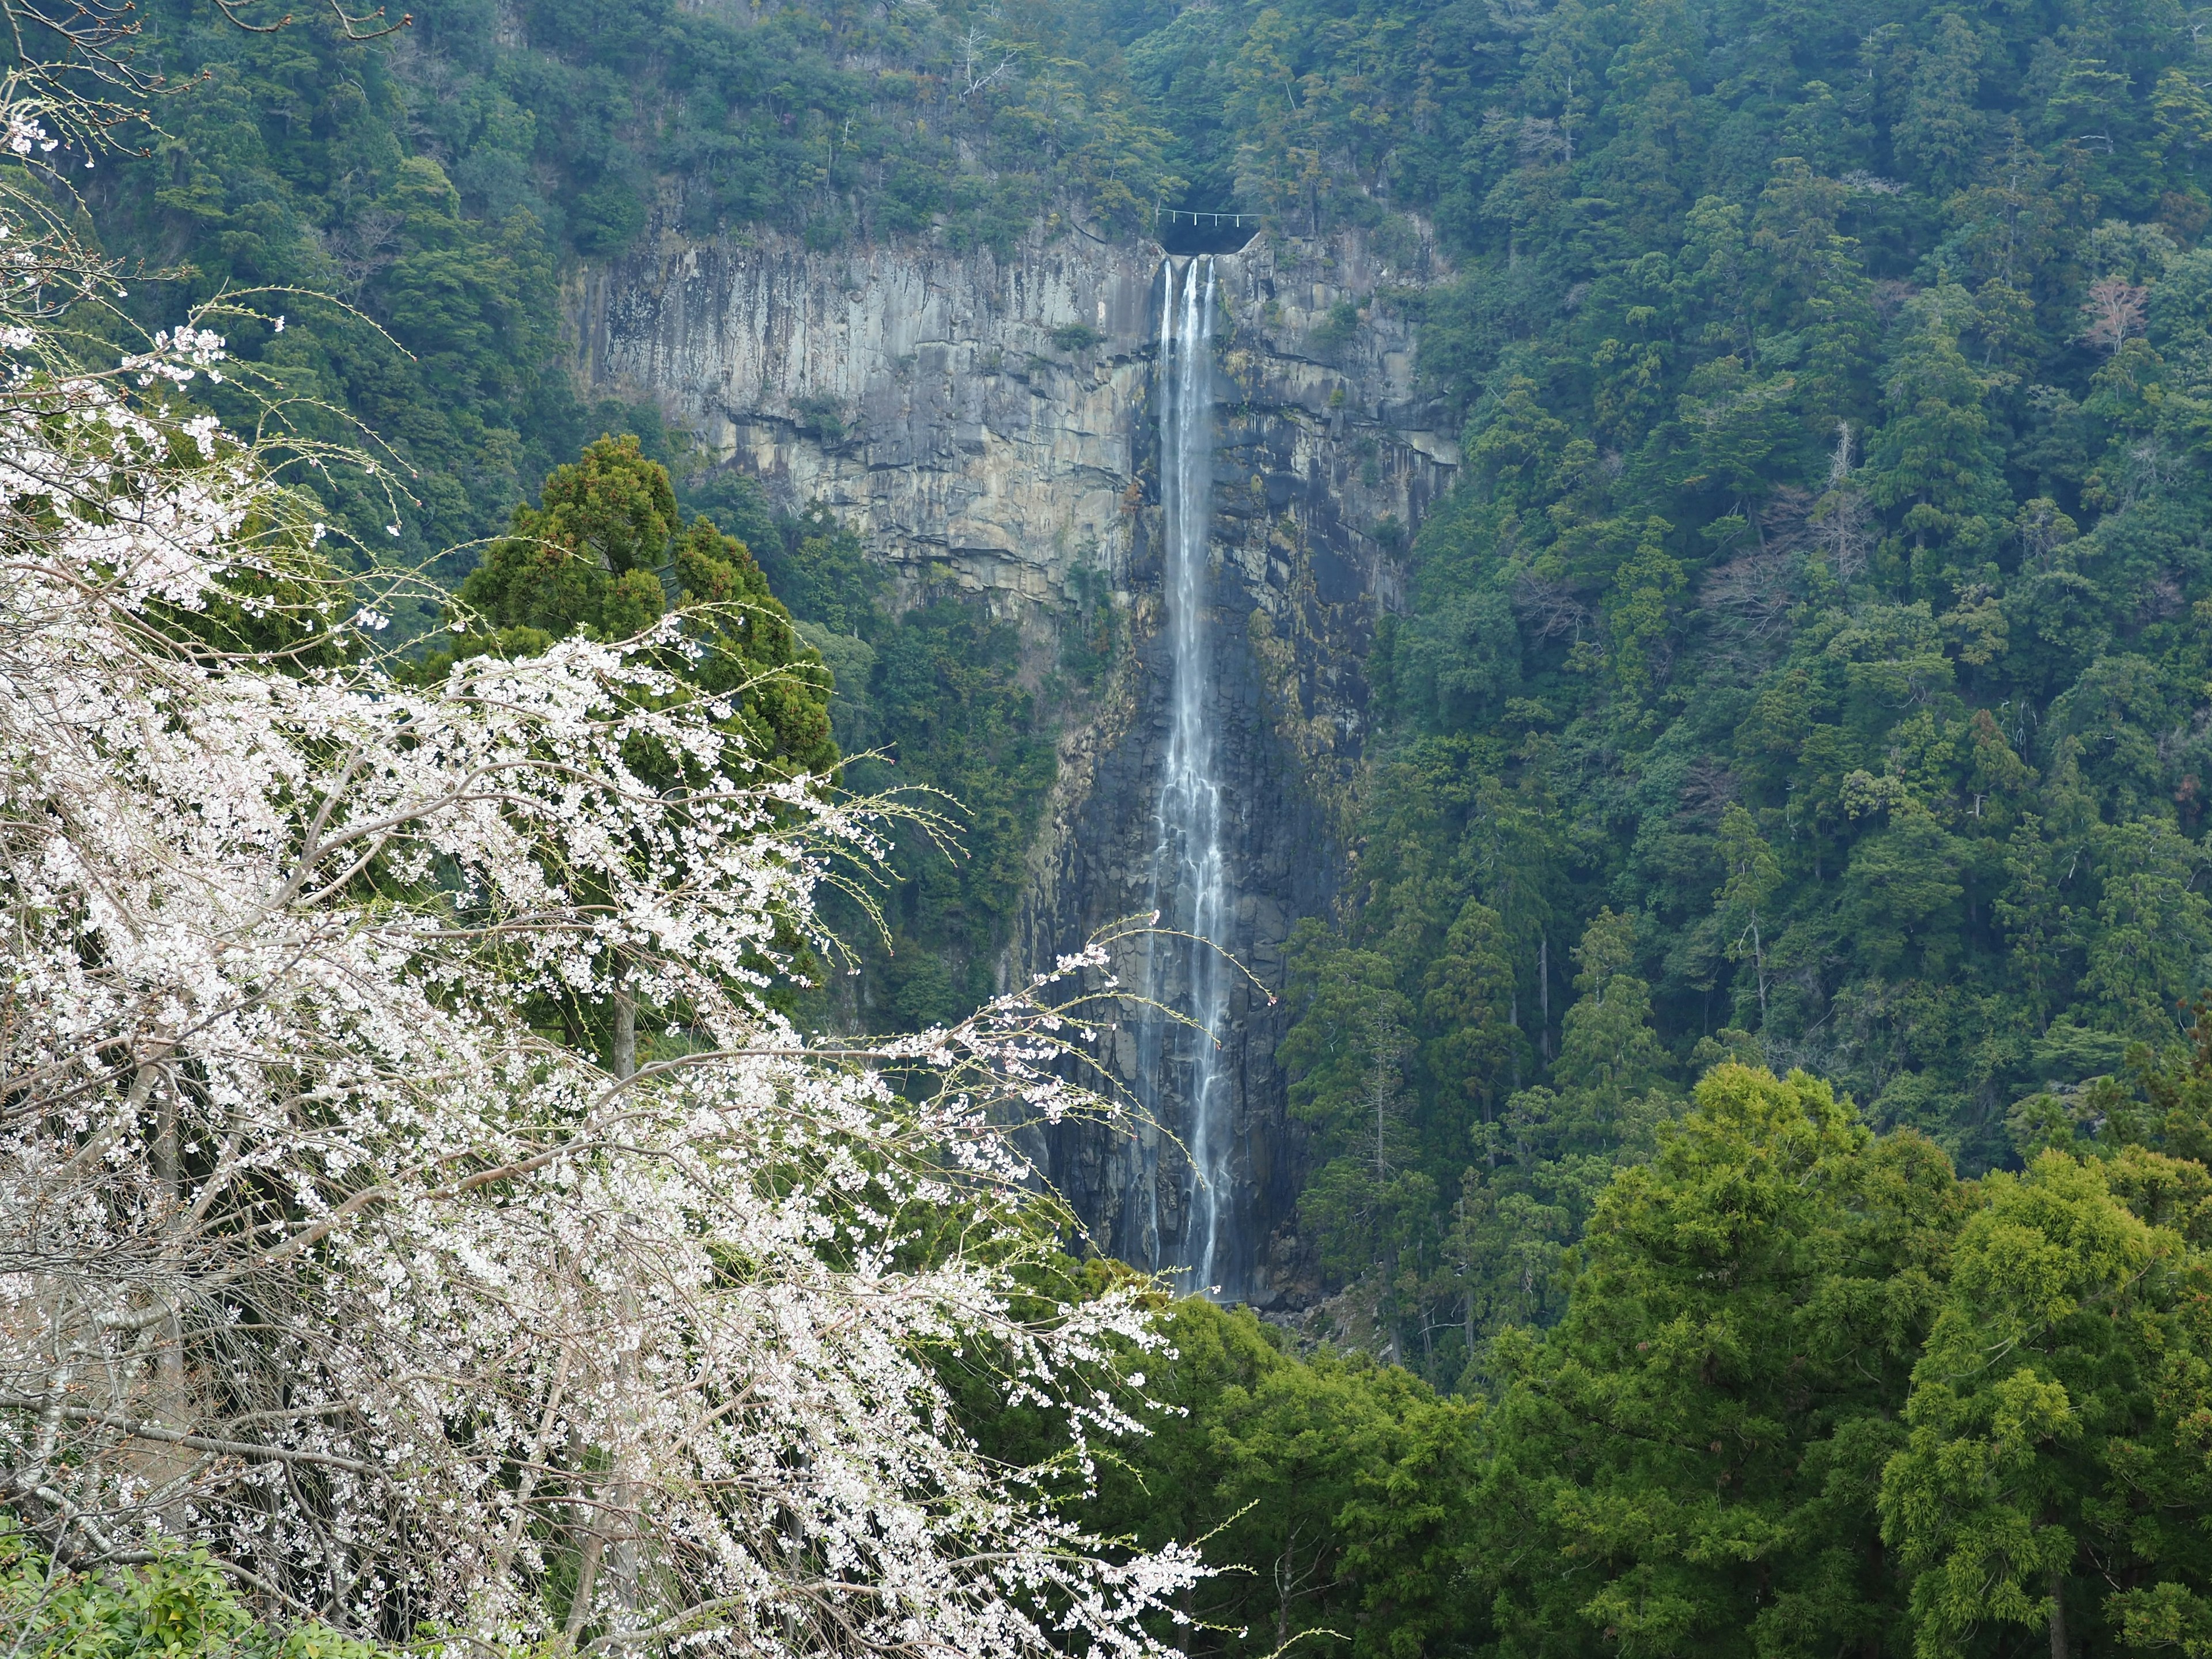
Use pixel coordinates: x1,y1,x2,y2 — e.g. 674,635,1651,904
0,54,1194,1658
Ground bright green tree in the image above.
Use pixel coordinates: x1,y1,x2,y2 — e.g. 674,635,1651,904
2,1530,380,1659
1082,1298,1487,1659
1477,1063,1967,1659
1880,1147,2212,1659
456,431,680,643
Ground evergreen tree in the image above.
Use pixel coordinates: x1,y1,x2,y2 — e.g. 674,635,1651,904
1881,1149,2212,1659
441,433,836,778
1478,1064,1965,1659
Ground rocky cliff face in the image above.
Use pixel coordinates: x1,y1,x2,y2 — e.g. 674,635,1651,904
572,219,1460,1301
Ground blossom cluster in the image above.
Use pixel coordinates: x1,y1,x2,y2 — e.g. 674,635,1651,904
0,71,1195,1659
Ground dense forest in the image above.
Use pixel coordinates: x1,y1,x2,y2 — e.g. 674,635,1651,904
1264,0,2212,1388
14,0,2212,1652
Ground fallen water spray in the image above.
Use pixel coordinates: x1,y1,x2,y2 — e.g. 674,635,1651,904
1139,255,1235,1294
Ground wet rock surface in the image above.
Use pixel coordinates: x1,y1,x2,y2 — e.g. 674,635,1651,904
573,220,1459,1301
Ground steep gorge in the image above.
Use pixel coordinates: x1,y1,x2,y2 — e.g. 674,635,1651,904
571,219,1460,1300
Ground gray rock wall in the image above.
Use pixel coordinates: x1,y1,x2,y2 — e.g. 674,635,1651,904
571,219,1460,1301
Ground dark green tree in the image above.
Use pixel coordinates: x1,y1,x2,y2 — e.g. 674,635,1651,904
444,433,836,778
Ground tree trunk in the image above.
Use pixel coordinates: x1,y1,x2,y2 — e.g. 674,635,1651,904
1752,918,1768,1028
612,971,636,1082
563,1418,607,1647
147,1068,189,1506
569,975,641,1646
1538,935,1551,1060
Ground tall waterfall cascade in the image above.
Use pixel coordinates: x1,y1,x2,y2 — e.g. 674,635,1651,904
1134,254,1239,1296
573,225,1464,1305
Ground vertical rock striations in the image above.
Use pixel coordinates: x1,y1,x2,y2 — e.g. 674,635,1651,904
573,221,1460,1302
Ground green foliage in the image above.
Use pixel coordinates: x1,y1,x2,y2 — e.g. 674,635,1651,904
1083,1298,1487,1659
434,434,837,778
0,1532,378,1659
1278,931,1431,1309
1869,1009,2212,1659
1473,1064,1964,1659
410,436,836,1064
1877,1147,2212,1659
137,0,1186,264
1283,895,1682,1378
1046,1041,2212,1659
1309,296,1363,354
1274,0,2212,1388
79,6,699,613
838,596,1056,1028
656,476,1055,1032
456,431,677,637
84,0,1196,624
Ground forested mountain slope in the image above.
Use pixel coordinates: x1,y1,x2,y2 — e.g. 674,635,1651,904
79,0,1108,1023
25,0,2212,1653
86,0,2212,1286
1242,0,2212,1380
91,0,2212,1330
85,0,1180,586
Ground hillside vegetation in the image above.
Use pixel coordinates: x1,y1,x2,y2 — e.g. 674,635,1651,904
31,0,2212,1653
1252,0,2212,1385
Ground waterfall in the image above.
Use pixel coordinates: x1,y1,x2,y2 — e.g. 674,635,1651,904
1135,254,1237,1296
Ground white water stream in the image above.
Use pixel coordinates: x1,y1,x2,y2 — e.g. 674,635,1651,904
1139,255,1236,1294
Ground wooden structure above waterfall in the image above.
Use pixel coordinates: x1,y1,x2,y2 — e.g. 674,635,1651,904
1156,206,1259,255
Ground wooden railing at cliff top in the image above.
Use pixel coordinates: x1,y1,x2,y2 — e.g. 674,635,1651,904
1156,207,1257,230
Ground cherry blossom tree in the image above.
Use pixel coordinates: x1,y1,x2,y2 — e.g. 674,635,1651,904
0,18,1196,1654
